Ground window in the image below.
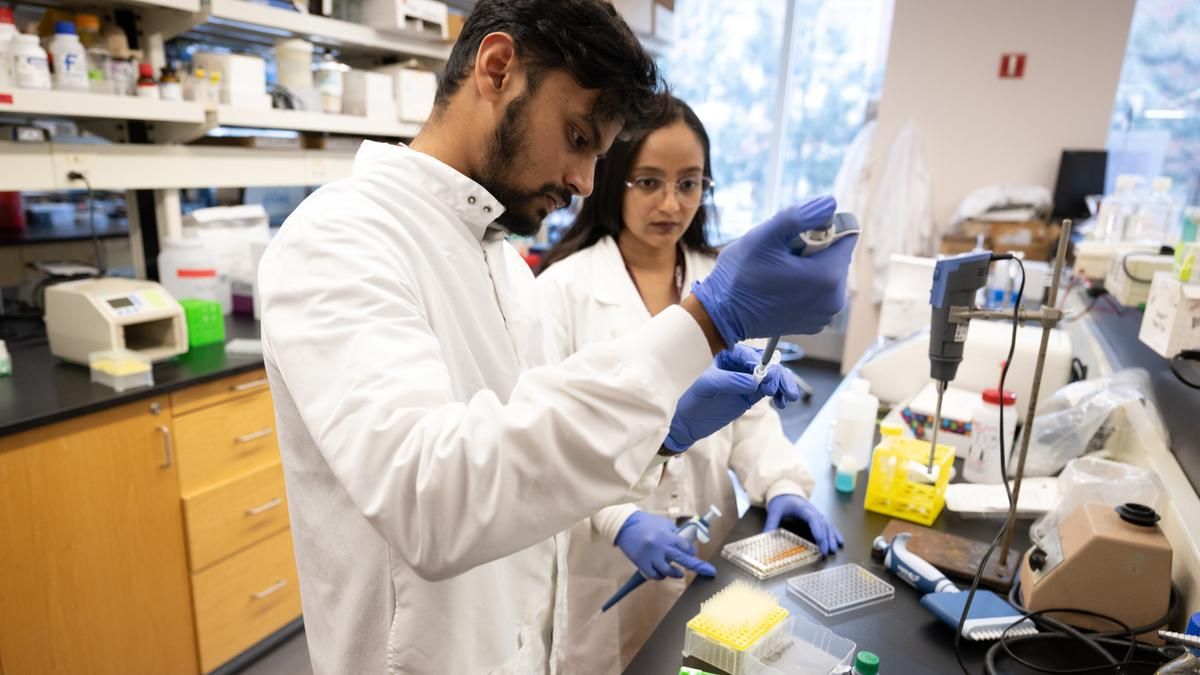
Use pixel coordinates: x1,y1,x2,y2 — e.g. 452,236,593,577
662,0,892,242
1108,0,1200,209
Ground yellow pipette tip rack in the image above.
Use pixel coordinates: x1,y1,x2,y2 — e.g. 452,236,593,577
864,434,955,526
683,581,792,674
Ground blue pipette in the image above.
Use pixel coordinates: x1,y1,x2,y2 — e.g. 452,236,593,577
600,504,723,613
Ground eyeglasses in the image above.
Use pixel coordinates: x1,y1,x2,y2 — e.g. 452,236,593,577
623,175,715,208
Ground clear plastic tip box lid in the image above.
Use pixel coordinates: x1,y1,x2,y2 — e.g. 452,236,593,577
721,528,821,580
89,349,154,392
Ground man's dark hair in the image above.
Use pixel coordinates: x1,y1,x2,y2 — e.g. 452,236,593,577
435,0,669,132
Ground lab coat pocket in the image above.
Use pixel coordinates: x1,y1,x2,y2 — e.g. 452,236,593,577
487,614,548,675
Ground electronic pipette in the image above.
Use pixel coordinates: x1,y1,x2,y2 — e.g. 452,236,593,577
600,505,722,613
757,213,860,378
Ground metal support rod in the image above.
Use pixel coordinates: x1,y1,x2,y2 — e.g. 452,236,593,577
998,220,1073,567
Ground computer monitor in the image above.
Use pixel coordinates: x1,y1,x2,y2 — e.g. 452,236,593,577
1052,150,1108,221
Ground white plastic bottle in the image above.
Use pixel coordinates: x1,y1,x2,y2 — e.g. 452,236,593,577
0,7,17,88
158,238,221,304
12,34,51,90
1130,177,1175,243
48,20,88,91
964,388,1017,484
1094,175,1140,243
314,52,344,114
831,378,879,471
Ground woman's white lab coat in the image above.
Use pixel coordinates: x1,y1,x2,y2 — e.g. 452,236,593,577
537,236,816,674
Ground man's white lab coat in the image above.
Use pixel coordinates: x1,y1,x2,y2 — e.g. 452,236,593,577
258,142,712,674
537,236,815,673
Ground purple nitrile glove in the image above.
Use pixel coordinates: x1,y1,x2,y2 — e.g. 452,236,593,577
764,493,845,557
692,196,858,348
665,345,800,453
615,511,717,580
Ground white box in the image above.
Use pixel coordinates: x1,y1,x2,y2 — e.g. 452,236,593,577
1139,272,1200,358
611,0,653,34
878,254,935,339
343,70,397,119
193,52,269,110
362,0,448,38
1105,253,1173,307
375,65,437,122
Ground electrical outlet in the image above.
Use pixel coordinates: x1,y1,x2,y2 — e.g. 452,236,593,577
56,152,97,185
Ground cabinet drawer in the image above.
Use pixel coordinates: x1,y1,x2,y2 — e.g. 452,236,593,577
193,528,301,673
171,369,271,416
174,390,279,496
184,462,290,572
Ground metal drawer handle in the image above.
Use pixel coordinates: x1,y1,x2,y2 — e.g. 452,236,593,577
245,497,283,516
156,426,173,468
250,579,287,600
232,378,269,393
235,428,273,444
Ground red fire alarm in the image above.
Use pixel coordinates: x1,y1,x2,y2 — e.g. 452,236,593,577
999,53,1027,79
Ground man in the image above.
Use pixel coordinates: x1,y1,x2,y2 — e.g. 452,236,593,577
258,1,858,672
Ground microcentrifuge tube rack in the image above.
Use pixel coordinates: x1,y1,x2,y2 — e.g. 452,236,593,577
720,529,821,580
786,563,895,617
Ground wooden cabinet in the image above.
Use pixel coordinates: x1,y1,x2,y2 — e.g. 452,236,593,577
0,398,198,675
0,368,301,675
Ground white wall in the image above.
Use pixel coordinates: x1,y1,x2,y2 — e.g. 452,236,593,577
841,0,1136,370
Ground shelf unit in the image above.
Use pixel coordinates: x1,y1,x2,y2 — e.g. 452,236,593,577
0,142,355,191
142,0,452,60
210,105,422,138
0,89,206,125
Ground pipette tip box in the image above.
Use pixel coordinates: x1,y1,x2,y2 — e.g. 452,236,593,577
721,528,821,580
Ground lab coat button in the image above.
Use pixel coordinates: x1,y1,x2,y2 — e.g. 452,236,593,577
484,205,493,213
468,196,477,204
666,456,684,477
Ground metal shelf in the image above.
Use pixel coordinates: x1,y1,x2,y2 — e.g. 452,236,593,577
0,142,355,191
0,89,206,125
143,0,452,60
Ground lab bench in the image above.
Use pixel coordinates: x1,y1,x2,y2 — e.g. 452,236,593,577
627,304,1200,674
0,316,302,675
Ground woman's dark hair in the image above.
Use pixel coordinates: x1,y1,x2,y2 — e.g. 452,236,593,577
435,0,668,132
540,97,719,271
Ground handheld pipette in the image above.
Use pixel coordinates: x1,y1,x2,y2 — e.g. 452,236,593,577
758,213,861,379
600,505,722,613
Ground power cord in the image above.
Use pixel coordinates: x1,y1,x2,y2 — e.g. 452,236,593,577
1170,351,1200,390
953,253,1025,675
66,171,106,274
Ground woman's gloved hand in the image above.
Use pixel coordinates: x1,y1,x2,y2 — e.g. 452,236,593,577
615,511,717,580
692,196,857,348
764,493,845,557
664,345,799,453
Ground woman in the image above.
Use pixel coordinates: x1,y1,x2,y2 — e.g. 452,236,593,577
538,97,844,673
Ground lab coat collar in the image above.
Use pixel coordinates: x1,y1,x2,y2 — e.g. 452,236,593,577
591,236,640,306
352,141,505,241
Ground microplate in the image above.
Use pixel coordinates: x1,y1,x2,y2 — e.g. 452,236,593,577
786,563,895,617
721,529,821,580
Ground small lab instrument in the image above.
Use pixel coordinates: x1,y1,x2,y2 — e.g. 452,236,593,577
1139,272,1200,359
1019,503,1172,634
601,505,721,613
874,533,1036,641
758,212,860,379
1106,253,1174,307
45,277,188,364
720,528,821,580
682,581,792,675
786,563,894,617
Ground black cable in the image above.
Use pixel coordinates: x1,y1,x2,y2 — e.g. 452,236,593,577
953,254,1026,675
1120,253,1154,284
1169,351,1200,390
1001,608,1132,673
1008,577,1179,639
66,171,106,274
986,633,1170,675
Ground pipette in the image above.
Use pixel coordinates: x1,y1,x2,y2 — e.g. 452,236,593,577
758,213,860,380
600,505,722,613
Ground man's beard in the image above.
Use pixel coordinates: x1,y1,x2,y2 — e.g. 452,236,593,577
473,91,572,237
